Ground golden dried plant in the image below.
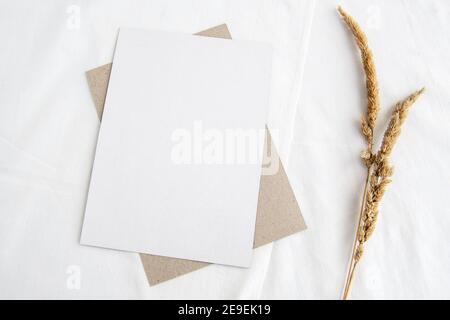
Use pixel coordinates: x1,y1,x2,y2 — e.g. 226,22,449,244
337,6,425,299
337,6,380,158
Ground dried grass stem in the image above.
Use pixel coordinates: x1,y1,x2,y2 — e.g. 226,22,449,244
338,6,425,299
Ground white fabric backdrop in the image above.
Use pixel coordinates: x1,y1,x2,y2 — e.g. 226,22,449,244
1,0,449,299
282,0,450,299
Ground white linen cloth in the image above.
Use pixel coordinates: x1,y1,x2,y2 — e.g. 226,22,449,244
1,0,450,299
280,0,450,299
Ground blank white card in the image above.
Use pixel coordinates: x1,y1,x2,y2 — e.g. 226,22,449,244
81,28,272,267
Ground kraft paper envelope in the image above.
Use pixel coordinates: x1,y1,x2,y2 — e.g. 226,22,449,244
85,24,306,285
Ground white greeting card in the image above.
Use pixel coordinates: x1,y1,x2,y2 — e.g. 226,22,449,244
80,28,272,267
